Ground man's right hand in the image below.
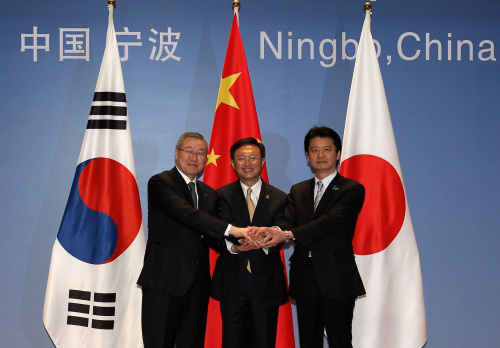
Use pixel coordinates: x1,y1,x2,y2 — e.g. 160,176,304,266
232,239,260,253
229,226,249,239
246,226,283,245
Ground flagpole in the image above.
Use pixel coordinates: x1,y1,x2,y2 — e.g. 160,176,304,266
364,2,371,32
232,0,240,25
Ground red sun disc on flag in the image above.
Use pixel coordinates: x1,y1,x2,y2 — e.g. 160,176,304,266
340,154,406,255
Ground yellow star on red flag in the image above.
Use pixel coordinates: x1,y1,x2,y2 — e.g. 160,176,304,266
216,72,241,110
206,149,221,167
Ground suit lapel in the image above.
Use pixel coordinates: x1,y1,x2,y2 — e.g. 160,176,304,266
306,178,316,215
314,174,343,217
196,182,210,212
231,181,251,225
171,166,195,207
252,182,270,226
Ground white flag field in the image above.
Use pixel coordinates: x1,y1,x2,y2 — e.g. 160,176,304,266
43,4,145,347
339,9,427,348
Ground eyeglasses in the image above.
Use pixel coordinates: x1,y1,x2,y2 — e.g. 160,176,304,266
177,147,207,158
234,156,262,163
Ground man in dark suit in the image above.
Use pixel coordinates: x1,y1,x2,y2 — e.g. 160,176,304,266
261,126,366,348
211,137,289,348
137,132,250,348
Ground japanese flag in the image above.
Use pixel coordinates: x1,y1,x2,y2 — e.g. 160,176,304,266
339,9,427,348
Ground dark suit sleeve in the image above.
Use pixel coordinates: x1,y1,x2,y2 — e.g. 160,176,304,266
285,182,365,247
148,174,228,240
217,190,234,225
270,193,287,226
280,186,297,232
209,191,239,253
267,190,288,255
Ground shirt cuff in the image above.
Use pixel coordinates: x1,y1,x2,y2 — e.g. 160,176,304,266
225,239,237,254
224,224,232,236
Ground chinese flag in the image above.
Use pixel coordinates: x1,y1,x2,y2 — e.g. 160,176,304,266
203,10,295,348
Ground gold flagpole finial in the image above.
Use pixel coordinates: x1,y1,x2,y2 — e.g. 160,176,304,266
364,2,372,12
232,0,240,11
108,0,116,8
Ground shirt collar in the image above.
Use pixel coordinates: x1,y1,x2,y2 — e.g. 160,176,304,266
240,177,262,198
176,166,197,185
315,170,337,189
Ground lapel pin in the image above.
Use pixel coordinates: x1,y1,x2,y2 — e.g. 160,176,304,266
266,195,270,199
333,185,339,191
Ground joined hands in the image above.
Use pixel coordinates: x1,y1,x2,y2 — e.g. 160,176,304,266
248,226,290,248
228,226,264,252
229,226,292,252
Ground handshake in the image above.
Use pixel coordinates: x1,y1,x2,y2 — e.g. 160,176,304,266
228,226,293,252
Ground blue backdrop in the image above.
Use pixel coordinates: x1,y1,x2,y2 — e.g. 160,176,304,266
1,0,499,346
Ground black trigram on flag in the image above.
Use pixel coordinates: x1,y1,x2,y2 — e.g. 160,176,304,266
87,92,127,130
67,289,116,330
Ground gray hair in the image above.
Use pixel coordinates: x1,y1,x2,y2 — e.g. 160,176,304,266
175,132,208,150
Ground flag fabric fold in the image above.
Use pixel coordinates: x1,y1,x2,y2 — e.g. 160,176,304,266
43,5,146,347
203,9,295,348
339,9,427,348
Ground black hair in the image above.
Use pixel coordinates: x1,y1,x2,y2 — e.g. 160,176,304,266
230,137,266,159
304,126,342,154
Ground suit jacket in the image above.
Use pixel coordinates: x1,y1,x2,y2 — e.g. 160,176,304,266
137,166,228,297
211,179,289,306
280,174,366,300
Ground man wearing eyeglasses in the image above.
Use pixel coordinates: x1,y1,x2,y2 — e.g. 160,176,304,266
137,132,251,348
211,137,289,348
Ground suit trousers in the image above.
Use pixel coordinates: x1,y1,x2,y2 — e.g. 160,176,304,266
219,269,279,348
295,260,356,348
141,265,209,348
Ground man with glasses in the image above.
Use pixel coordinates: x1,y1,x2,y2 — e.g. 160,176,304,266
137,132,251,348
261,126,366,348
211,137,289,348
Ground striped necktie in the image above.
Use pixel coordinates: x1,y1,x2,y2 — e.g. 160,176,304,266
314,181,323,211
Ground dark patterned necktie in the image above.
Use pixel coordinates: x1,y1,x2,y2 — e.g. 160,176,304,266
188,182,197,208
